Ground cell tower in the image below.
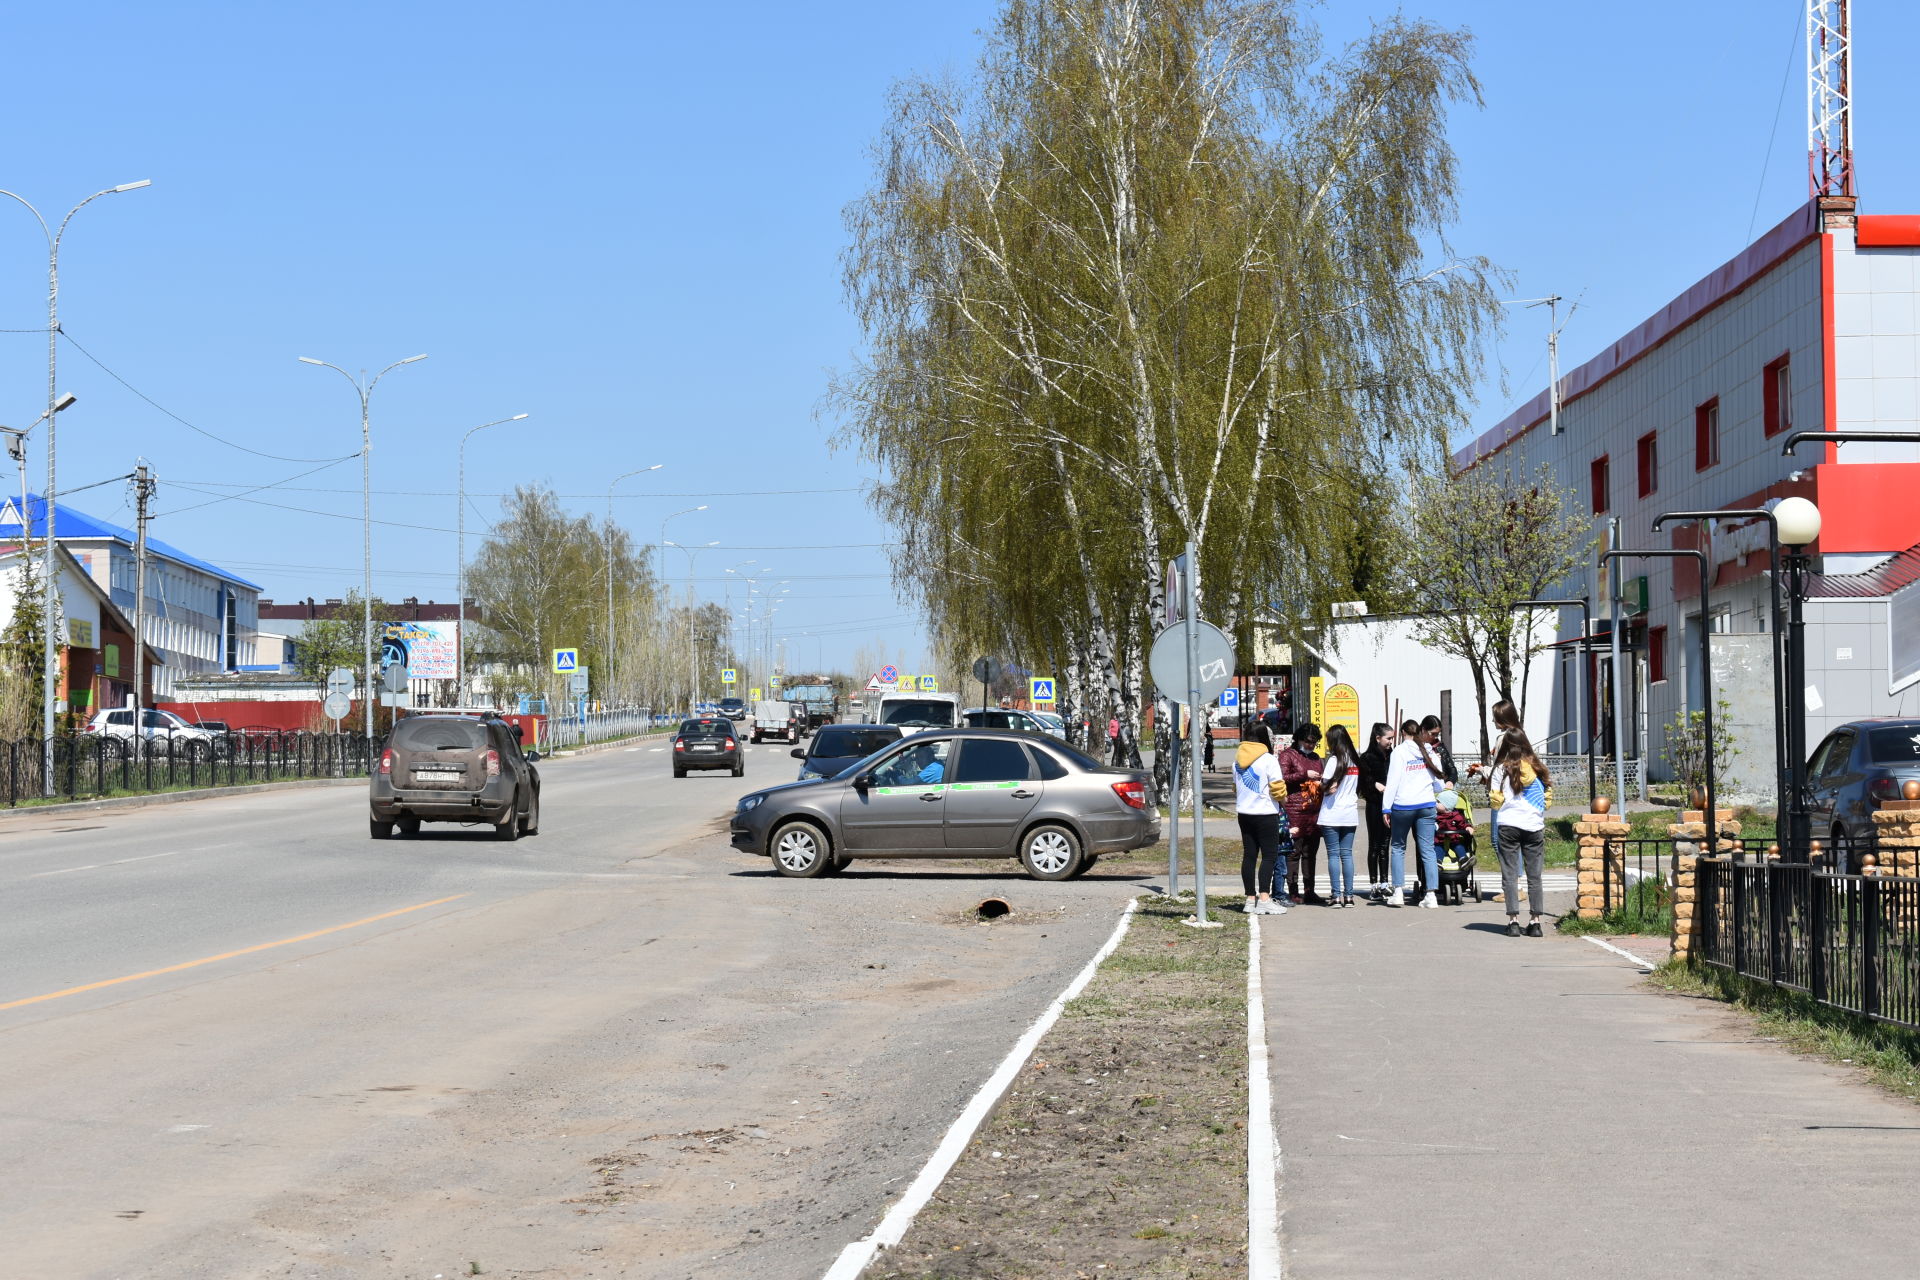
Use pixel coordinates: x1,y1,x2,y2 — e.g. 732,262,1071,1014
1807,0,1854,201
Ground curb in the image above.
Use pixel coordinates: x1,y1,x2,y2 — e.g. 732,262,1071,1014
0,775,366,819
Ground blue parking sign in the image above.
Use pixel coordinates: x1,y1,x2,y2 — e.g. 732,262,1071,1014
1220,687,1239,708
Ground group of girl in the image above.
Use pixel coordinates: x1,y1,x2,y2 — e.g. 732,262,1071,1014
1233,703,1553,932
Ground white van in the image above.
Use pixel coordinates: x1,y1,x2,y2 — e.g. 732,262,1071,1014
873,690,960,729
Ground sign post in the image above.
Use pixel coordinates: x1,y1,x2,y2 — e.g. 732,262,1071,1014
1148,578,1234,928
972,656,1003,718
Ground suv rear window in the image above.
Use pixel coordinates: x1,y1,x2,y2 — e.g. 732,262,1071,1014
811,726,900,758
391,718,488,750
1868,727,1920,764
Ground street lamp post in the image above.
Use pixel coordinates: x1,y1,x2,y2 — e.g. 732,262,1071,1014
603,464,662,703
0,180,150,794
298,353,427,742
658,507,706,709
456,413,528,706
1774,497,1823,855
1508,598,1596,806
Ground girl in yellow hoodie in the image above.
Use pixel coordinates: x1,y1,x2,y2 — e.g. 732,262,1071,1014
1234,723,1290,915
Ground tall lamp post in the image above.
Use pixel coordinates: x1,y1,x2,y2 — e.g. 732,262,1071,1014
663,539,718,711
1774,496,1823,854
456,413,528,706
1602,547,1715,856
604,464,663,701
298,353,428,741
0,179,150,794
658,506,706,709
1508,598,1596,806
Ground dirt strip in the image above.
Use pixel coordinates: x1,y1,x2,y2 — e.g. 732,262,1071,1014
863,896,1251,1279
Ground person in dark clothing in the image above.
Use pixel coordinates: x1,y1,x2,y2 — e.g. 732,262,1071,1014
1279,723,1325,904
1426,713,1459,785
1358,721,1393,898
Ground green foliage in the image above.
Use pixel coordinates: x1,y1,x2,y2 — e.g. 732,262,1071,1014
1662,698,1741,799
291,591,398,690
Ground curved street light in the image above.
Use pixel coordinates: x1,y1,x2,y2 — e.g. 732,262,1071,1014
604,464,663,698
456,413,529,705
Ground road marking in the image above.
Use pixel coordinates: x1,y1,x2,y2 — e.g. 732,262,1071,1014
822,898,1139,1280
1247,915,1281,1278
31,849,188,878
1582,935,1658,971
0,893,469,1013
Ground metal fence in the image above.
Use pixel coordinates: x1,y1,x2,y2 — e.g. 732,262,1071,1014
1454,755,1642,809
539,706,678,751
1,731,374,808
1696,854,1920,1031
1599,837,1673,922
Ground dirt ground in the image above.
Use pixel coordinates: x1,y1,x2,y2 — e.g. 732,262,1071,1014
863,897,1250,1280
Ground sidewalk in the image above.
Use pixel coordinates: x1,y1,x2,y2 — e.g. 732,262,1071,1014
1261,891,1920,1277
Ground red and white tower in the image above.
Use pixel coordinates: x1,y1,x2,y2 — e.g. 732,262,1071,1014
1808,0,1854,206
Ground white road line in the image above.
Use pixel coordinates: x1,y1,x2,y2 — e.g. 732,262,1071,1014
822,898,1141,1280
1246,915,1282,1278
31,849,187,878
649,748,664,753
1582,935,1658,970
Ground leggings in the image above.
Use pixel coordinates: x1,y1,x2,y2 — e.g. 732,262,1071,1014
1365,806,1389,884
1322,826,1356,898
1238,812,1284,896
1287,829,1321,898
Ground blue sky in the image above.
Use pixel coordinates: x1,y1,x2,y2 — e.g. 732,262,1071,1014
0,1,1913,678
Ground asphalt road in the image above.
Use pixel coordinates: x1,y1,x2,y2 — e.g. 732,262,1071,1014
0,738,1148,1279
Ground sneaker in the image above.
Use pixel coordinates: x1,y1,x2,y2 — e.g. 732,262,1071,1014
1387,888,1404,907
1420,892,1439,909
1526,920,1544,937
1507,918,1522,937
1245,896,1260,915
1264,899,1289,915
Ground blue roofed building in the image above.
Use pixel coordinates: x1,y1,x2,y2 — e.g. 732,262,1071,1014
0,494,260,700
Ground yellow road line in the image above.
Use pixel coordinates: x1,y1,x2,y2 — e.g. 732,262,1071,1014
0,893,469,1012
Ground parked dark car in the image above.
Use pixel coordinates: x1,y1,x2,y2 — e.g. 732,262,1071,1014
1806,719,1920,867
718,697,748,722
734,729,1159,879
675,716,743,777
791,722,904,780
369,713,540,841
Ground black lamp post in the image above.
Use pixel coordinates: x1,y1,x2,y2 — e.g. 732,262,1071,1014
1509,598,1596,806
1651,509,1786,843
1601,547,1714,856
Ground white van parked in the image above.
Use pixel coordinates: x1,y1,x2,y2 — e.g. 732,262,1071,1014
873,690,960,729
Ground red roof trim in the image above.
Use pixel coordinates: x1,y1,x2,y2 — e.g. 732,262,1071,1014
1455,199,1823,470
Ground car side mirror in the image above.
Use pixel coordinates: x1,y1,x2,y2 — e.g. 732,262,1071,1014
790,747,805,759
852,773,872,792
525,750,540,763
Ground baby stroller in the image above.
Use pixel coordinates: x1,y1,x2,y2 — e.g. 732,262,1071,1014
1424,790,1481,905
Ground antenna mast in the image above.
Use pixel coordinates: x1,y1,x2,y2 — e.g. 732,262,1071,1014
1808,0,1854,204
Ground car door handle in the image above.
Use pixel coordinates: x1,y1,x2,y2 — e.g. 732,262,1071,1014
1012,789,1034,799
920,791,941,802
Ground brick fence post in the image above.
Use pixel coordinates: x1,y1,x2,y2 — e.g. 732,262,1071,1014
1575,813,1632,919
1670,807,1740,962
1871,801,1920,878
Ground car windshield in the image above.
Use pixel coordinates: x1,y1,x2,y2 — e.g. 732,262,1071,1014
879,700,955,728
391,718,487,750
681,718,731,738
719,699,744,710
811,726,900,760
1867,727,1920,765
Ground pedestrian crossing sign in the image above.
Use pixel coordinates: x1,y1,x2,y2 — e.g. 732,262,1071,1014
918,675,937,692
551,648,579,673
721,668,737,684
1030,677,1055,705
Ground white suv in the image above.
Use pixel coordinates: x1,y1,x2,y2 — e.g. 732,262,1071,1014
86,708,219,759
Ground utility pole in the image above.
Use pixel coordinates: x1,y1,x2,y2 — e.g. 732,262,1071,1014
131,464,154,725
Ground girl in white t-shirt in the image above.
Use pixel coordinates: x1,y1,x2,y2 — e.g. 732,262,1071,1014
1317,724,1362,907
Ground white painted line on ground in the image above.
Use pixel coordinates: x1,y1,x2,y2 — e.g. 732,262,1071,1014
1582,935,1658,971
650,748,664,753
821,898,1141,1280
1246,915,1282,1278
30,849,188,878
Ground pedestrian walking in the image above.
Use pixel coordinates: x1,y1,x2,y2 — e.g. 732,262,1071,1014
1381,717,1446,908
1107,715,1121,765
1279,723,1324,904
1233,722,1288,915
1488,729,1552,936
1359,722,1393,898
1467,698,1524,848
1318,723,1361,907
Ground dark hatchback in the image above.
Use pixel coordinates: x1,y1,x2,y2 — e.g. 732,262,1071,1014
675,716,744,777
1807,719,1920,865
791,722,904,781
369,713,541,840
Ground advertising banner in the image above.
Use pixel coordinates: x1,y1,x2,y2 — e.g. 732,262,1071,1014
384,621,458,680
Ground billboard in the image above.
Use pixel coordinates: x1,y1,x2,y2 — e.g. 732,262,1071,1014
382,620,458,680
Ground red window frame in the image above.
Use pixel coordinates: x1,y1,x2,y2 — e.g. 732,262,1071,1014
1649,625,1667,684
1763,354,1792,437
1636,431,1658,498
1590,454,1610,514
1694,397,1720,470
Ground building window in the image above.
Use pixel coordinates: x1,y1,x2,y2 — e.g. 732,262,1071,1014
1591,455,1610,514
1694,397,1720,470
1649,625,1667,684
1764,354,1792,437
1637,431,1658,498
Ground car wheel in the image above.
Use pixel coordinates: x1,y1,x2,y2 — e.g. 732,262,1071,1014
1020,823,1083,881
369,818,394,840
771,820,834,878
520,789,540,837
674,766,686,778
1068,853,1099,879
731,761,745,777
493,804,520,841
397,818,421,837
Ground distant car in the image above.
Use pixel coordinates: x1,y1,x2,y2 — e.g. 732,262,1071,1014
368,713,540,841
732,728,1159,879
1805,718,1920,867
718,697,748,722
790,722,904,780
1027,709,1067,738
675,716,743,777
85,708,220,760
962,707,1056,736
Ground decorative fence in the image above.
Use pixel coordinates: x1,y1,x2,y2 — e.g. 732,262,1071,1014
539,707,678,751
0,731,375,808
1455,755,1642,809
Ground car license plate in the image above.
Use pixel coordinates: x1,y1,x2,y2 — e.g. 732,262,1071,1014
692,744,716,752
415,766,460,775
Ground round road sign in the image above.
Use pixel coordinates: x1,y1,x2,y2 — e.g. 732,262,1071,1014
323,690,352,721
971,656,1002,685
1148,620,1235,705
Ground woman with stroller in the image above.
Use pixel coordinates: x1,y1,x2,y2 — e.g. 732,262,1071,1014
1233,722,1288,915
1317,724,1362,907
1488,729,1552,936
1359,722,1393,898
1278,723,1325,904
1381,717,1447,908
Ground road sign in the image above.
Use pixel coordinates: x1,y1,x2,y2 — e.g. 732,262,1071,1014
383,662,409,694
879,664,899,684
1163,555,1187,626
551,648,579,674
1148,619,1235,705
721,668,737,684
918,675,937,692
326,667,355,697
897,676,916,691
1220,686,1239,709
569,671,590,695
323,691,351,721
971,656,1003,686
750,687,762,701
1030,677,1056,704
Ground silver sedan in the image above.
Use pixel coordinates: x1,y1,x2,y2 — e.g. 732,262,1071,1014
729,729,1159,879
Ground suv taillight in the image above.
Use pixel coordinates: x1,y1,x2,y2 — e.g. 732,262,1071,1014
1112,779,1147,809
378,749,393,775
485,749,500,779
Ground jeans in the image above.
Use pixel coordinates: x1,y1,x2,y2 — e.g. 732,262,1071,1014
1498,824,1547,917
1322,826,1356,897
1237,812,1284,897
1388,805,1438,892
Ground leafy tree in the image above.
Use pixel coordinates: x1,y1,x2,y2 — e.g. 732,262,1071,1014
291,591,398,690
1663,699,1740,802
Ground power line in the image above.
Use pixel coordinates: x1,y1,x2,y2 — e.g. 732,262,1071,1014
173,481,870,499
160,456,357,517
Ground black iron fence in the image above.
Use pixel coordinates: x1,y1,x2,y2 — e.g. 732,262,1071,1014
1599,837,1674,928
1,731,374,807
1696,855,1920,1031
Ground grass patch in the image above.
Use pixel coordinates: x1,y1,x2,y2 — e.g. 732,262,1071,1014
1558,877,1674,936
1651,961,1920,1105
